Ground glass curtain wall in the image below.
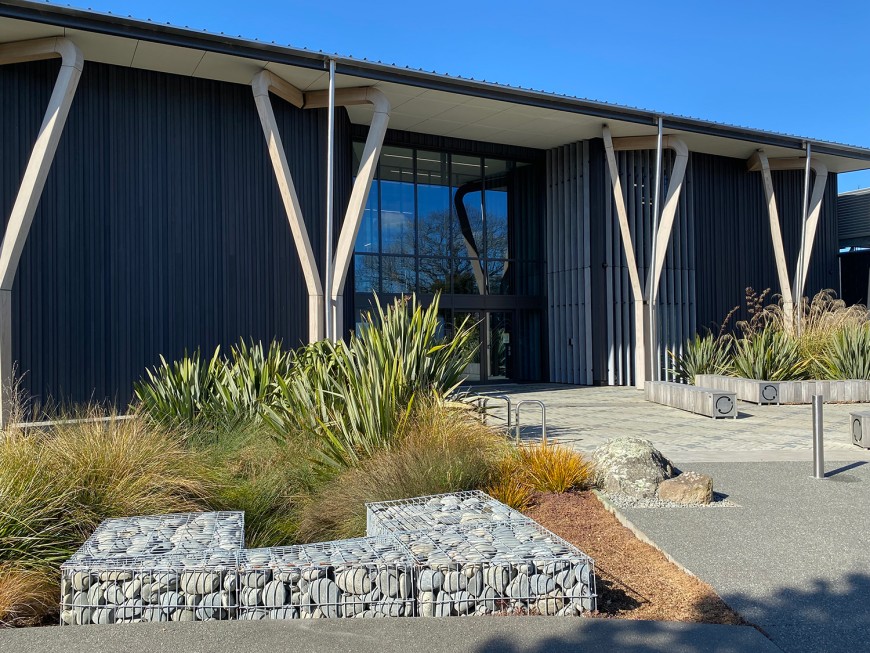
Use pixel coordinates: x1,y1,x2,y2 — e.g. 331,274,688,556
352,143,544,381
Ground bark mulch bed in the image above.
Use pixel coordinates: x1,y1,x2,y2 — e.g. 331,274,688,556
527,490,745,625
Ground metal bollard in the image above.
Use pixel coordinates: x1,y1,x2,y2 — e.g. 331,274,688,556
812,394,825,479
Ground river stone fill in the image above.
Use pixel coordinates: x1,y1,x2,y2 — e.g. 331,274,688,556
61,498,597,624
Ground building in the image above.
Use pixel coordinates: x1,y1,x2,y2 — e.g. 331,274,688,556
1,1,870,424
839,188,870,305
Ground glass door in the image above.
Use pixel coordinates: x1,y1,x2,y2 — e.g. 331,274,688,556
488,311,512,381
454,311,482,382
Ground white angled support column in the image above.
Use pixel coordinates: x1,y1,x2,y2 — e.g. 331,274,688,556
305,87,391,338
602,126,689,390
0,37,83,428
252,70,324,343
747,152,828,320
253,75,390,343
794,161,828,303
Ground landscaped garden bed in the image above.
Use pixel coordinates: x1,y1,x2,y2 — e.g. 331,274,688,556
671,290,870,403
0,293,743,629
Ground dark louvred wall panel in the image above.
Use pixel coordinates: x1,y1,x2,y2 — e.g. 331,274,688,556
0,59,352,407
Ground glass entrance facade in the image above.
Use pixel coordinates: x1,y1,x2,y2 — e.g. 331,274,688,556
352,142,546,382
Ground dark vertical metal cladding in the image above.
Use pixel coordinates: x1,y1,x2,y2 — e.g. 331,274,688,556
690,152,839,331
0,59,353,406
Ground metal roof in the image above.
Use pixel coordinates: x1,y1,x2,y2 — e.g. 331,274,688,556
2,0,870,171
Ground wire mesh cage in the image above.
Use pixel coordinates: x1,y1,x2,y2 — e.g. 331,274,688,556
60,548,239,625
59,511,244,625
365,491,528,537
237,537,417,620
392,519,597,617
73,511,245,560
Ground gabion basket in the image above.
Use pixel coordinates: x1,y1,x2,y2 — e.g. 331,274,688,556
392,519,597,617
237,537,416,619
366,491,528,537
73,511,245,560
60,548,239,625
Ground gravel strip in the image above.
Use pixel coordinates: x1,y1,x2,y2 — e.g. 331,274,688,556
602,492,739,510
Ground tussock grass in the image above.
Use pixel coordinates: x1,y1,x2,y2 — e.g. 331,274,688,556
485,456,534,511
0,564,57,627
295,401,507,542
199,422,317,548
514,442,592,494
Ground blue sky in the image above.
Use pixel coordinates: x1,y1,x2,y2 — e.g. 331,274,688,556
69,0,870,190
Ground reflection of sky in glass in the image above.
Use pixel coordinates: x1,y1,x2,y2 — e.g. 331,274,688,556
355,183,379,253
381,180,414,255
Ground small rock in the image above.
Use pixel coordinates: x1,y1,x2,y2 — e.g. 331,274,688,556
241,570,271,588
240,609,268,620
116,599,142,620
181,571,221,596
442,571,466,593
70,572,92,591
91,607,115,625
308,578,340,618
484,565,516,593
657,471,713,505
123,579,142,600
529,574,555,595
271,606,298,620
452,591,474,615
419,591,436,617
336,568,371,595
262,580,287,608
418,569,443,592
241,587,262,606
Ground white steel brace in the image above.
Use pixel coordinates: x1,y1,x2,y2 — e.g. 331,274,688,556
746,151,829,316
251,74,391,342
0,37,84,428
602,126,689,390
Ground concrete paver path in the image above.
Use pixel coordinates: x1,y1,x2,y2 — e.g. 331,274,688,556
476,384,870,462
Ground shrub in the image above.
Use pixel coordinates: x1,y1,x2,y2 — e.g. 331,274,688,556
264,294,478,470
0,564,56,627
731,326,809,381
294,401,506,542
668,332,732,383
819,324,870,380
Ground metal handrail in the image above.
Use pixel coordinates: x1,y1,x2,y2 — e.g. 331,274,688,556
515,399,547,445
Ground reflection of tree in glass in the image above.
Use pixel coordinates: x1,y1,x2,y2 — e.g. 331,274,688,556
374,205,510,296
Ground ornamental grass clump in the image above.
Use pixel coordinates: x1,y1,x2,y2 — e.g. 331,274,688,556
769,290,870,378
294,400,507,542
668,332,732,384
0,565,56,627
200,421,316,548
264,294,478,470
819,323,870,380
514,442,593,494
730,325,809,381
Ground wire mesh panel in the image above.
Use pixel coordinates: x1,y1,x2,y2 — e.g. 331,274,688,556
238,538,416,619
60,549,239,625
366,491,527,537
74,511,245,559
392,520,597,617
